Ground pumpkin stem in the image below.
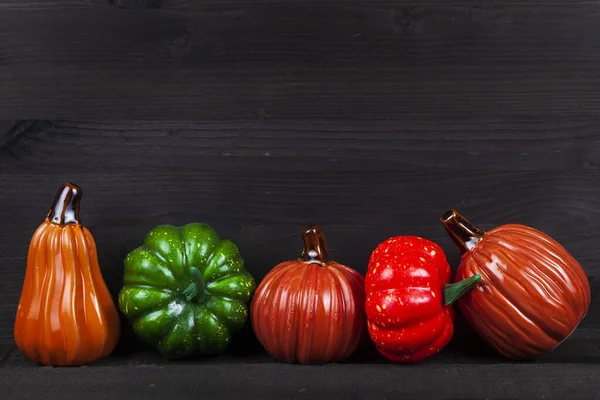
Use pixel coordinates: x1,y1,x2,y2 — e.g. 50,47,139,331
182,268,209,303
440,210,485,255
444,274,482,305
48,182,82,225
300,224,329,266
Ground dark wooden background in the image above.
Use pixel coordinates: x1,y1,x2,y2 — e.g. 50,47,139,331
1,1,600,398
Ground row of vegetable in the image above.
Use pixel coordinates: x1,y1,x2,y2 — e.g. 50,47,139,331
14,182,591,366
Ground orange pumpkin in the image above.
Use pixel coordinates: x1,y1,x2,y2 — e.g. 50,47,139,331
251,224,366,364
441,210,591,359
14,182,120,366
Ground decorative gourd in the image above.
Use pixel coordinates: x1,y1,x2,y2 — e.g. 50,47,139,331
366,236,481,364
14,182,120,366
118,223,256,359
441,210,591,359
251,224,366,364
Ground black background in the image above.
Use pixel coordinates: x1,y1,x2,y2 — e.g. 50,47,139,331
1,1,600,398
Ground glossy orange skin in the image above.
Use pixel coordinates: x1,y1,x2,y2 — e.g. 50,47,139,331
251,260,366,364
14,220,120,366
455,224,590,359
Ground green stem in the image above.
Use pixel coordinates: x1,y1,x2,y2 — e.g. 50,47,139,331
444,274,482,305
182,268,207,302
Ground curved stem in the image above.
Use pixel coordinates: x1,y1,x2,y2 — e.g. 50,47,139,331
440,210,485,255
47,182,82,225
182,268,208,302
444,274,482,305
300,224,329,266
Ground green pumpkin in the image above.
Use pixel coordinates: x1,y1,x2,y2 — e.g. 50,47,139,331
118,223,256,359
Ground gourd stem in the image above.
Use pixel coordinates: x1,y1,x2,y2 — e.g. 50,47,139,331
444,274,482,305
300,224,328,266
47,182,82,225
182,268,207,302
440,210,485,255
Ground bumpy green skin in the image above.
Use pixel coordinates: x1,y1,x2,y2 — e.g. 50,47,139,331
118,223,256,359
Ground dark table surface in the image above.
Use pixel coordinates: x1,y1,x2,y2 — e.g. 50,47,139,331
2,0,600,398
2,317,600,399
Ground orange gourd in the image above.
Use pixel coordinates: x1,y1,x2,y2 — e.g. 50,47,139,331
14,182,120,366
251,224,366,364
441,210,590,359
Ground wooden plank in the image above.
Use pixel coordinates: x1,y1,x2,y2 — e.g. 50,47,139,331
2,122,599,344
1,122,599,298
4,324,600,365
2,360,600,399
1,0,598,11
0,344,14,365
0,169,599,310
2,287,599,360
2,6,600,118
1,120,599,173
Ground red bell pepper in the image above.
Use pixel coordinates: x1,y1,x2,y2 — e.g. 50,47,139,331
365,236,480,363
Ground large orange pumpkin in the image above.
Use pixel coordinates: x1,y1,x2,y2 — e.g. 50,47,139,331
441,210,590,359
14,182,120,366
251,224,366,364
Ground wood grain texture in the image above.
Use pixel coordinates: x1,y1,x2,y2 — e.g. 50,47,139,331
3,312,600,365
2,167,599,340
2,0,600,390
2,4,600,118
2,0,598,11
2,358,600,400
2,120,599,172
1,121,600,345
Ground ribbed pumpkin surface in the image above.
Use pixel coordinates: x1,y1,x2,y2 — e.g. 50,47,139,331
251,260,365,364
455,224,590,359
14,183,120,366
